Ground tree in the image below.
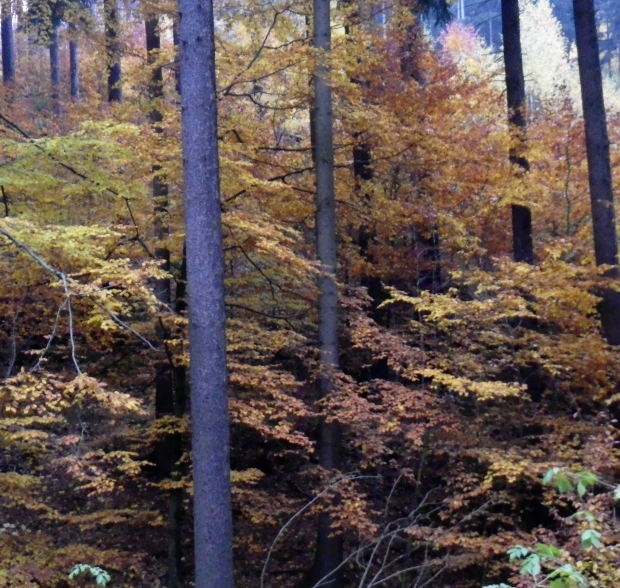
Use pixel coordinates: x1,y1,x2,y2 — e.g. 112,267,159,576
179,0,234,583
1,0,14,83
311,0,342,583
573,0,620,345
104,0,121,101
501,0,534,264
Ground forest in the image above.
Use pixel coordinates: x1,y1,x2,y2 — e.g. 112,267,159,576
1,0,620,586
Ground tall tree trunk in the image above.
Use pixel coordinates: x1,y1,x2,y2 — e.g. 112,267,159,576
573,0,620,345
179,0,234,582
146,14,183,588
1,0,14,83
69,24,80,100
104,0,122,102
49,27,60,111
312,0,343,585
501,0,534,264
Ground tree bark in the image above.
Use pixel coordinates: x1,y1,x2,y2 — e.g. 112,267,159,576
179,0,234,582
146,15,183,588
1,0,14,84
573,0,620,345
501,0,534,264
104,0,122,102
49,27,60,111
312,0,343,585
69,25,80,100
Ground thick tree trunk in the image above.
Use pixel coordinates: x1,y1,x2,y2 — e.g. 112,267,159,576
573,0,620,345
69,26,80,100
501,0,534,264
1,0,14,83
179,0,234,582
104,0,122,102
312,0,343,585
146,15,183,588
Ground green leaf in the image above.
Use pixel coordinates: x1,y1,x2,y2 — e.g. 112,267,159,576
576,471,598,486
613,486,620,501
573,511,595,522
535,543,561,559
581,529,602,550
556,473,574,494
482,585,514,588
543,467,561,485
577,480,587,498
520,554,541,578
508,545,529,561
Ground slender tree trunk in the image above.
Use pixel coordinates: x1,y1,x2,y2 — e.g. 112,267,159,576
145,15,183,588
173,19,181,96
573,0,620,345
49,27,60,111
501,0,534,264
104,0,122,102
1,0,14,83
69,25,80,100
179,0,234,582
312,0,343,585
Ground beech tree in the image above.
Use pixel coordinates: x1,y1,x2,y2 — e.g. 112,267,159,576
501,0,534,264
573,0,620,345
179,0,234,583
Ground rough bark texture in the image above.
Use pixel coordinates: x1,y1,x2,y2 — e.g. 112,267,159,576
179,0,234,582
573,0,620,345
104,0,122,102
69,27,79,100
501,0,534,264
1,0,14,84
312,0,343,584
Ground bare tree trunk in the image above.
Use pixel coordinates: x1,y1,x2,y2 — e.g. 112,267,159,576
145,14,183,588
312,0,343,584
1,0,14,83
573,0,620,345
104,0,122,102
69,24,79,100
179,0,234,582
49,27,60,112
501,0,534,264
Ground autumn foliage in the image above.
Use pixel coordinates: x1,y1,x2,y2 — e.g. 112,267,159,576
0,1,619,587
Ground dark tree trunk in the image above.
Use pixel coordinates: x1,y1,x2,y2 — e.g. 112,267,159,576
104,0,122,102
179,0,234,581
49,27,60,110
573,0,620,345
173,19,181,96
1,0,14,83
501,0,535,264
146,15,183,588
69,25,79,100
311,0,343,585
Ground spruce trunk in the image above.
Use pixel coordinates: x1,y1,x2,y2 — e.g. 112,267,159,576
501,0,534,264
573,0,620,345
179,0,234,582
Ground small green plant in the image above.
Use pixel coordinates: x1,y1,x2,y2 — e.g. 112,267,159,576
483,468,616,588
68,564,111,586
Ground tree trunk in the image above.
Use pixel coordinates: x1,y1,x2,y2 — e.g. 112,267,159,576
179,0,234,582
49,27,60,111
1,0,14,83
145,15,183,588
69,25,80,100
312,0,343,585
573,0,620,345
501,0,534,264
104,0,122,102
